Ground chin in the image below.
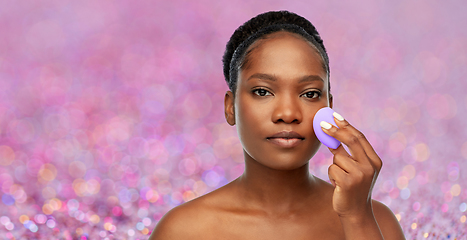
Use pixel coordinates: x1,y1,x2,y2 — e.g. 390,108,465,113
255,153,312,171
267,161,309,171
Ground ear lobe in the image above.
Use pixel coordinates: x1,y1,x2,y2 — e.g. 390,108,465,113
224,91,236,126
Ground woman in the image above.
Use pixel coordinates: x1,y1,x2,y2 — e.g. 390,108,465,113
150,11,405,239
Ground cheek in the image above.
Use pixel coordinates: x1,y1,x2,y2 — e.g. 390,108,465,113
235,96,269,141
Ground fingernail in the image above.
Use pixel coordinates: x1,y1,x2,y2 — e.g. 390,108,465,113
333,112,345,121
320,121,332,130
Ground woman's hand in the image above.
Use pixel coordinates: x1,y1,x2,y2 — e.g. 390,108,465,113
320,112,382,221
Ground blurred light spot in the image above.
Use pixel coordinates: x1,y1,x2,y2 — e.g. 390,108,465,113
389,188,399,199
2,194,14,205
416,171,428,185
461,215,466,223
112,206,122,216
183,91,212,119
28,222,38,232
426,93,457,119
0,216,11,225
46,219,56,228
104,222,113,231
5,222,14,230
8,119,37,144
14,166,28,183
402,165,416,179
42,186,57,199
389,132,407,153
148,140,169,165
72,178,101,196
402,102,420,125
49,198,62,211
441,181,452,193
401,147,417,164
383,107,400,121
42,204,54,215
193,180,207,196
413,202,421,211
106,117,133,146
451,184,461,197
182,190,196,202
26,21,66,56
413,51,445,85
447,161,459,181
136,222,144,231
39,164,58,181
137,208,148,218
397,176,409,189
444,191,453,203
171,191,183,205
67,199,80,211
411,222,417,229
128,229,135,236
69,161,87,179
461,141,467,159
459,203,467,212
395,213,401,221
441,203,449,212
203,170,220,187
184,127,210,145
382,180,394,193
414,143,430,162
178,158,198,176
400,188,411,199
163,134,185,156
142,217,151,226
145,189,160,203
0,145,15,166
128,137,149,158
19,215,29,224
89,214,100,225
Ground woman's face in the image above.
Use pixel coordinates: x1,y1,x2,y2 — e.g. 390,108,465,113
225,31,331,170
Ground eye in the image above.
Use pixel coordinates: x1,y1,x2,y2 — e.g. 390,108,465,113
301,90,321,99
252,88,272,97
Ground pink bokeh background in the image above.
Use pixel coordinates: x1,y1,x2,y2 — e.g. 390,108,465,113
0,0,466,239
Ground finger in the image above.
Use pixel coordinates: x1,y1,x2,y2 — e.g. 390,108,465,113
332,153,359,174
321,120,368,163
328,144,351,158
328,163,348,188
332,112,383,172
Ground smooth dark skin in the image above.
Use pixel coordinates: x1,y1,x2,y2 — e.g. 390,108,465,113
150,32,405,239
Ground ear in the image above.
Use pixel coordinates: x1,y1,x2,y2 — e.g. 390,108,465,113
224,91,236,126
329,93,333,109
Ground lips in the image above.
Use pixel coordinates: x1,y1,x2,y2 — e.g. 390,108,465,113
267,131,304,148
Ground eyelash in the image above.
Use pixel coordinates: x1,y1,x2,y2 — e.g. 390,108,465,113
252,88,272,97
252,88,322,99
301,90,322,99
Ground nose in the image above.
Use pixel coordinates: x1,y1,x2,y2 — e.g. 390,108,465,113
271,95,302,124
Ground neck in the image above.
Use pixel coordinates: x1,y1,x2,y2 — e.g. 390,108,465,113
234,152,321,214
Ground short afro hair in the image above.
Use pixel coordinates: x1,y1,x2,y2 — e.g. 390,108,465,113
222,11,330,93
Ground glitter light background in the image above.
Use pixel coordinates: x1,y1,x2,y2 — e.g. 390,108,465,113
0,0,466,239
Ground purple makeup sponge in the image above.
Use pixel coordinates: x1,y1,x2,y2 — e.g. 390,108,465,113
313,107,341,149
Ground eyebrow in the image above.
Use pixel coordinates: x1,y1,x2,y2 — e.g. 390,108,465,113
247,73,324,83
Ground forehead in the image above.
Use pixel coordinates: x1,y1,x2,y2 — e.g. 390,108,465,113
241,32,327,81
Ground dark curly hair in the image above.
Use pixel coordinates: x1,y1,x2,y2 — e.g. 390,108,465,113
222,10,330,94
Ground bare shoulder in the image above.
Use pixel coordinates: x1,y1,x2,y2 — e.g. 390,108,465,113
148,183,234,240
372,200,406,240
148,201,202,239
